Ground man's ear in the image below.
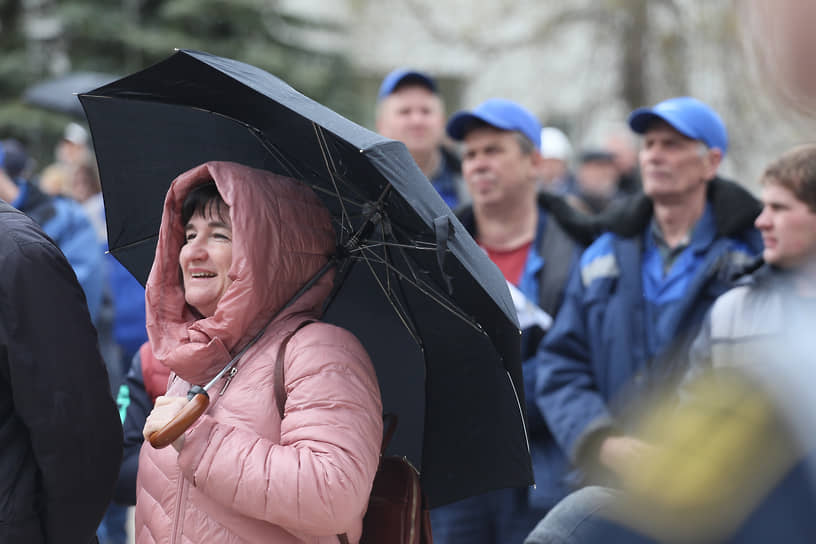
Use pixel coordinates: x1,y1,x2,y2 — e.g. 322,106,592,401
705,148,723,179
529,149,544,169
0,169,20,203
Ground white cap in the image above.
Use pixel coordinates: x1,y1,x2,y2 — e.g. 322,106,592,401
539,127,572,160
63,122,89,145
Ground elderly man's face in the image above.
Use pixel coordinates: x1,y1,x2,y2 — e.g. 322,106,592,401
639,121,720,204
376,85,445,158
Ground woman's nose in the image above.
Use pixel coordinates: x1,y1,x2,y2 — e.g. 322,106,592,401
184,239,208,260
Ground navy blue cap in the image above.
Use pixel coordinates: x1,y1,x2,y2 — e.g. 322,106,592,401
628,96,728,155
0,139,29,179
446,98,542,148
377,68,437,101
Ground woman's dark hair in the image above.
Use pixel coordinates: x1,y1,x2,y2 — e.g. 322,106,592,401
181,181,229,225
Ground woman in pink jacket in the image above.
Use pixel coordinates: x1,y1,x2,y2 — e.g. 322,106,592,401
138,161,383,543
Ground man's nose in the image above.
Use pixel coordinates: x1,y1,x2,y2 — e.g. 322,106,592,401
755,208,771,229
641,146,662,164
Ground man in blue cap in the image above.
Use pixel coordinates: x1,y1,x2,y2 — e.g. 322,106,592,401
375,68,467,208
524,97,764,543
431,98,589,544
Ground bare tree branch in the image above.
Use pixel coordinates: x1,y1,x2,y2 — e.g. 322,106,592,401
403,0,626,54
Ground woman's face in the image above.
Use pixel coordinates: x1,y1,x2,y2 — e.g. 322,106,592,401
179,208,233,317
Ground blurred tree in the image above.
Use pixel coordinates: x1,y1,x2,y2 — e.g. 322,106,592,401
58,0,357,113
401,0,688,111
0,0,361,173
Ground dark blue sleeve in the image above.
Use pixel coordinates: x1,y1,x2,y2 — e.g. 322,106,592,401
534,265,617,463
112,350,151,506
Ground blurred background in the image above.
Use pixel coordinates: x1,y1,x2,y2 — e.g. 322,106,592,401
0,0,811,198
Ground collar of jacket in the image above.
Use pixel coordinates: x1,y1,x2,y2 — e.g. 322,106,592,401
454,191,597,247
592,176,762,240
14,181,58,226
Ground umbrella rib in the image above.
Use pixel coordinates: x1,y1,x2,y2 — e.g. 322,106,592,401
313,123,353,238
352,247,483,333
109,233,159,253
381,216,393,296
355,251,422,345
349,241,439,252
229,115,308,181
506,370,532,454
382,231,430,345
309,184,367,209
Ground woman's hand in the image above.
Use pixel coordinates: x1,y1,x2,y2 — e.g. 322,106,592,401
143,395,190,452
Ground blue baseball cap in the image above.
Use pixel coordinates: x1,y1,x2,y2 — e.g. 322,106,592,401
628,96,728,155
377,68,437,101
446,98,542,148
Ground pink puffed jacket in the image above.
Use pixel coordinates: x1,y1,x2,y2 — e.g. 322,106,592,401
135,161,383,544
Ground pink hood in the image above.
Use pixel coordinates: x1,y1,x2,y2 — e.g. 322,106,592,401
145,161,336,384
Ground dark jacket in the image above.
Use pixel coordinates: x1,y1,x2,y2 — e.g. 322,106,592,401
532,178,764,508
0,201,122,543
113,342,169,506
457,191,586,507
432,146,467,208
13,182,104,324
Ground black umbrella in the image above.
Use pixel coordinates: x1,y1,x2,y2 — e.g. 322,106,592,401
79,49,532,508
23,71,120,118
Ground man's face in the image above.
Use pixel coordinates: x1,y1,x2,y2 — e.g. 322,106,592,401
537,157,567,184
639,121,720,203
461,127,538,208
376,85,445,157
577,161,619,197
755,183,816,268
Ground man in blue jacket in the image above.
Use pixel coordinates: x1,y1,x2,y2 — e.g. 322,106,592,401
526,97,763,542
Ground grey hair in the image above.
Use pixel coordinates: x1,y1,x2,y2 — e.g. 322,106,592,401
514,133,536,155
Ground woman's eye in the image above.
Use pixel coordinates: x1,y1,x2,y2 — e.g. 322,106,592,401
185,232,196,242
214,233,230,241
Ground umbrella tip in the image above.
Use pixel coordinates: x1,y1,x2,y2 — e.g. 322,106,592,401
174,47,180,52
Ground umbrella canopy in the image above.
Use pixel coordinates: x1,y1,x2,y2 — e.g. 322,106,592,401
79,49,532,508
23,71,120,118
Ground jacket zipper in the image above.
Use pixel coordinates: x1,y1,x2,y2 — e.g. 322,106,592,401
219,366,239,396
171,469,189,544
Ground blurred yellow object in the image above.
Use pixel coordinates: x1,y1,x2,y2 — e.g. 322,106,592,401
608,370,800,543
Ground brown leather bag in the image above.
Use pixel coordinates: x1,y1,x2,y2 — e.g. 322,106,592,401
275,327,433,544
352,413,433,544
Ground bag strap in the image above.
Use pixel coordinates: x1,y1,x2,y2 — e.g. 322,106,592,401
274,320,314,419
274,321,383,544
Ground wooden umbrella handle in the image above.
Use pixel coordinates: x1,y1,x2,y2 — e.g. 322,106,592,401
148,392,210,449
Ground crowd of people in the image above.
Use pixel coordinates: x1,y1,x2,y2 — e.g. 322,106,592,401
2,15,816,541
